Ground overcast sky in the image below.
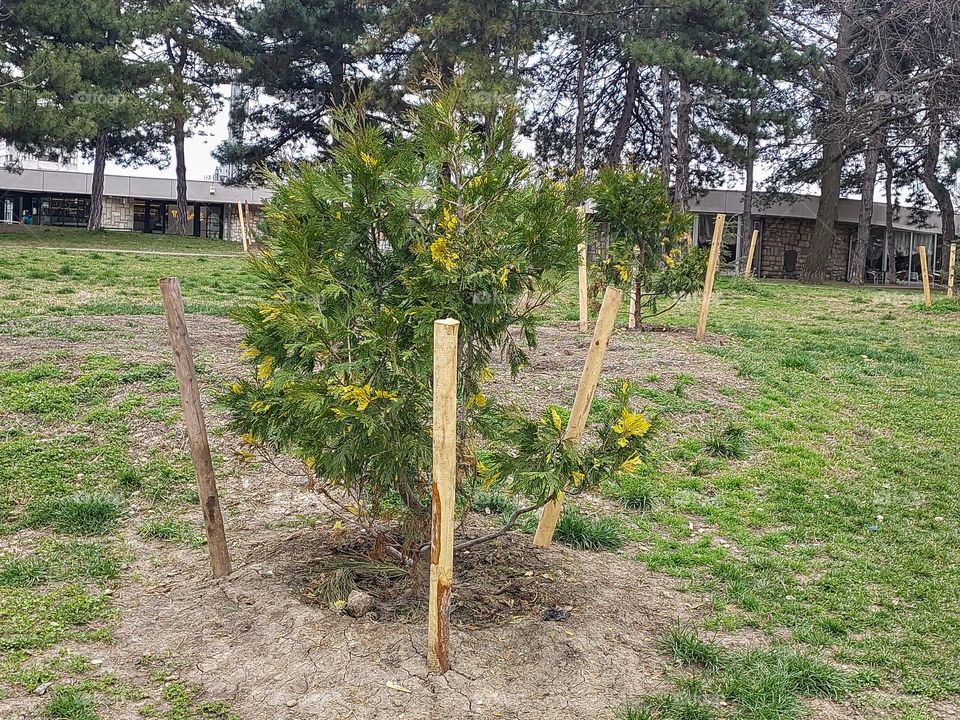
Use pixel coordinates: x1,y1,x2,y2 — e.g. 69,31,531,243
78,106,230,181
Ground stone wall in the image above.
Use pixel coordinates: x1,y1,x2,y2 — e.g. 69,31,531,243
102,196,134,231
759,217,852,281
225,203,263,245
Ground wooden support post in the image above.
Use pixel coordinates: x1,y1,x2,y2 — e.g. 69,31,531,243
919,245,932,307
627,246,641,330
428,318,459,673
578,242,589,333
534,286,624,548
236,201,249,253
159,278,232,578
947,242,956,299
744,229,759,278
696,214,726,342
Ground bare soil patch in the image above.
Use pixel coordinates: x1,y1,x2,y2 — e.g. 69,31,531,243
0,313,805,720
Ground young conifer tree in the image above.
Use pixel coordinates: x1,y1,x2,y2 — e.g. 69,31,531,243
226,86,657,562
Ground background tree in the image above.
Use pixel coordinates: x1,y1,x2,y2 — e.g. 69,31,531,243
213,0,387,181
0,0,165,230
146,0,244,233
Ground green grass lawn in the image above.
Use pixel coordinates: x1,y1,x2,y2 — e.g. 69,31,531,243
1,230,959,719
0,248,257,330
547,278,960,718
0,225,244,254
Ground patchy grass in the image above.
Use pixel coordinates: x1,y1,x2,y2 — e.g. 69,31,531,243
600,281,960,709
553,508,625,551
137,518,199,545
619,626,849,720
43,685,100,720
0,344,235,716
0,540,122,587
703,423,749,460
608,472,657,512
21,492,126,535
3,237,960,717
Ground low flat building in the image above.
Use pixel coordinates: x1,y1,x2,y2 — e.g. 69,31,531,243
0,167,267,242
688,189,954,285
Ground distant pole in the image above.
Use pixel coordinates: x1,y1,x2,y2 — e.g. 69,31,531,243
159,278,232,578
919,245,932,307
696,214,726,341
534,286,624,548
577,206,589,333
236,202,249,253
427,319,459,673
947,242,956,299
744,229,759,278
578,242,589,333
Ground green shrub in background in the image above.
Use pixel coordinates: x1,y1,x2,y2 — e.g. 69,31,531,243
591,167,705,325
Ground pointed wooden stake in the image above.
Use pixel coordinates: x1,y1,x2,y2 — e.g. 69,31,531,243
237,201,249,252
744,229,759,278
428,318,459,672
947,242,956,299
696,214,726,341
534,286,624,548
919,245,932,307
159,278,232,578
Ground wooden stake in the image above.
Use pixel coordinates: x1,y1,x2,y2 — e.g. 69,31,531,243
236,201,249,253
696,214,726,342
534,286,624,548
628,246,641,330
919,244,932,307
744,229,759,278
159,278,232,578
428,318,459,673
578,242,589,333
947,242,956,299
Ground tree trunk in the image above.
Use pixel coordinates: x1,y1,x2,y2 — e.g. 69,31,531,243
851,58,891,286
802,2,855,282
923,106,956,278
173,115,188,236
884,149,896,282
87,129,108,232
675,76,692,211
660,68,672,187
573,16,587,172
607,59,639,165
742,97,757,267
850,126,884,285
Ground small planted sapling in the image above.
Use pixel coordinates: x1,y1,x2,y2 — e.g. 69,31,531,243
591,167,705,328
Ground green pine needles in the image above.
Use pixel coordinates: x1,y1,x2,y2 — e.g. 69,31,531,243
225,87,659,561
592,167,706,323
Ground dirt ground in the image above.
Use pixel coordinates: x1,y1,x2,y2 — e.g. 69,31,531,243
0,316,863,720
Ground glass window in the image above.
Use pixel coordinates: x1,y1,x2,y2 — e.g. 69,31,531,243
199,204,223,239
894,231,911,282
166,203,195,233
